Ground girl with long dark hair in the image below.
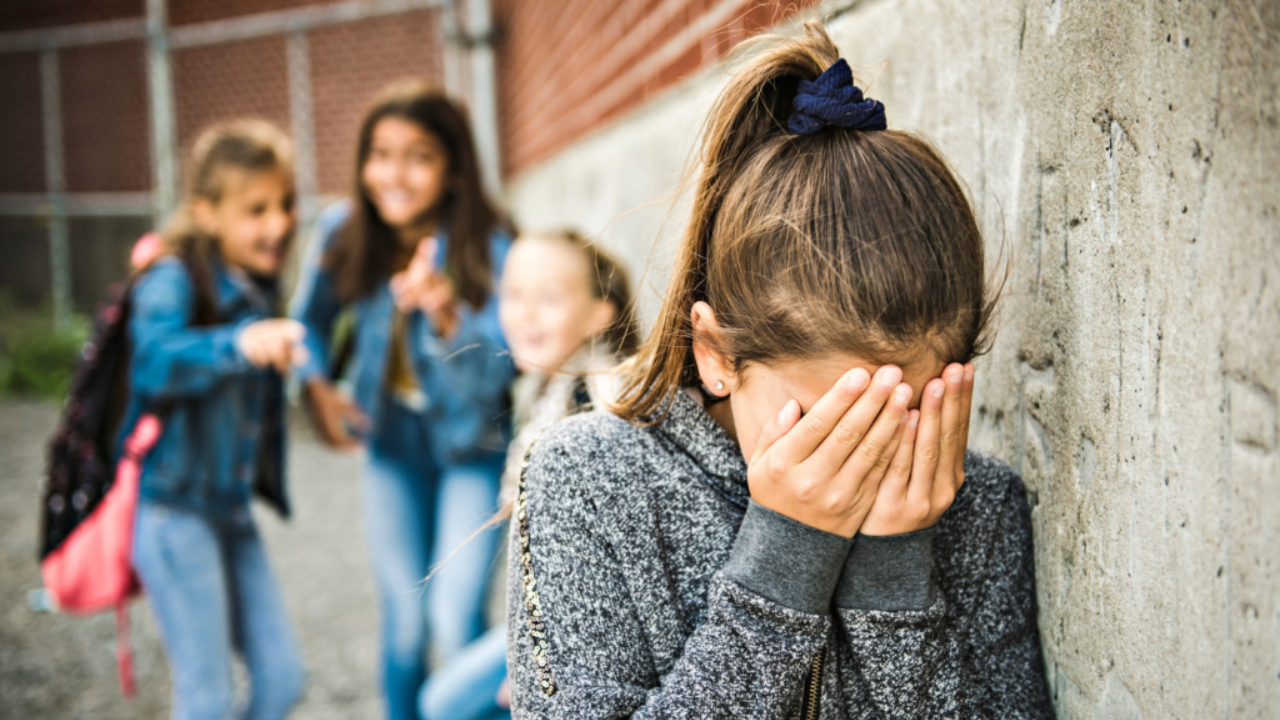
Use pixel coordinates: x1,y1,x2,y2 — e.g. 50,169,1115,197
291,80,514,720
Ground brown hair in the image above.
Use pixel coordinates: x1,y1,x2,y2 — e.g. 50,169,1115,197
525,230,640,357
152,119,294,324
614,23,997,421
325,79,506,307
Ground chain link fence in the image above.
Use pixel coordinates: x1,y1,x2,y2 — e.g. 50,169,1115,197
0,0,450,338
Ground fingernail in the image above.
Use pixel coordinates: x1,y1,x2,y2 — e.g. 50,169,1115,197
964,365,975,382
845,369,870,392
948,367,963,384
893,384,911,403
778,401,793,423
879,366,903,387
933,382,945,398
909,412,920,427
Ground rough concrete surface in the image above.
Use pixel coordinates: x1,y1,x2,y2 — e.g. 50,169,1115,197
504,0,1280,717
0,400,381,719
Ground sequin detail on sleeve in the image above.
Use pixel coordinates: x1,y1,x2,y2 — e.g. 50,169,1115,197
516,441,558,697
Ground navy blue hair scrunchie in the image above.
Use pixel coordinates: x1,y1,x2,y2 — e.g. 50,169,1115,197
788,59,886,135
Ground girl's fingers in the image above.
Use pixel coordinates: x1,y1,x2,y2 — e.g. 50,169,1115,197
341,400,372,434
771,368,870,465
391,283,416,311
326,412,352,444
936,363,966,483
908,378,945,506
407,238,439,279
835,380,912,482
418,236,438,264
863,406,911,488
420,283,453,314
271,340,293,375
278,319,306,343
247,338,269,368
751,399,799,466
878,410,919,502
329,421,357,449
955,364,975,482
813,366,903,473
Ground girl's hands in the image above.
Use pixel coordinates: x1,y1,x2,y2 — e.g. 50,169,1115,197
859,363,974,536
747,366,915,538
302,378,369,451
390,237,459,339
236,319,309,375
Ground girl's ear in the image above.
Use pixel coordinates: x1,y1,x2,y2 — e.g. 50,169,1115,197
690,301,733,396
191,198,219,237
587,298,617,340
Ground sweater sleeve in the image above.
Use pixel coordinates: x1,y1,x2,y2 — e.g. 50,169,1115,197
832,463,1054,719
507,429,849,719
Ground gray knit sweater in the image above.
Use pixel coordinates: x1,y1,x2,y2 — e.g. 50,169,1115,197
506,388,1053,719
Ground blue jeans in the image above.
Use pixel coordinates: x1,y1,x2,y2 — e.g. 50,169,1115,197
363,398,504,720
419,623,510,720
133,500,306,720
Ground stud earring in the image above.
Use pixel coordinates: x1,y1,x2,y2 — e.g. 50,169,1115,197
715,380,725,392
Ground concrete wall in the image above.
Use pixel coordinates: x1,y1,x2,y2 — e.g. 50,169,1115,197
501,0,1280,716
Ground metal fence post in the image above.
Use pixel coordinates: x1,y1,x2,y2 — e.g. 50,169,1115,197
287,30,318,222
286,29,319,288
39,48,71,328
147,0,177,228
461,0,502,199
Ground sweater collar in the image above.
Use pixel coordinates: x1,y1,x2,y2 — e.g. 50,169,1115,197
653,387,751,507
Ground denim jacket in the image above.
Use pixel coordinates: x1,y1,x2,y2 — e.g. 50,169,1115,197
290,202,514,465
124,256,289,520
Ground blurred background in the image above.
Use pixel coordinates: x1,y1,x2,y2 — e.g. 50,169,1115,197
0,0,813,337
0,1,816,717
2,1,1279,719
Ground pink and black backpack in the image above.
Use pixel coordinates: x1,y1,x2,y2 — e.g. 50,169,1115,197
37,238,212,697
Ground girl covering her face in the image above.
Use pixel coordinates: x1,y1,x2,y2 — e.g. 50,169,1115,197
505,23,1052,719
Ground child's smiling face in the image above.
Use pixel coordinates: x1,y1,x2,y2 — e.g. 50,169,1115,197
195,167,296,277
361,116,449,231
499,236,617,375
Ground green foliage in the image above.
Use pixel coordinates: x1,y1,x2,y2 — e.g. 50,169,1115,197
0,303,90,399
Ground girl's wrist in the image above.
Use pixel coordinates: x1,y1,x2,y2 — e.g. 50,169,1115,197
835,526,938,611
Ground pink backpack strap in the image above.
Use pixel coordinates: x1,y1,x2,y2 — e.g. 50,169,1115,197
115,602,135,697
115,413,159,699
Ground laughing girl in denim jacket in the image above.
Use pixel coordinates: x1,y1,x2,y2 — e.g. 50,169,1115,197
290,80,514,720
128,120,307,720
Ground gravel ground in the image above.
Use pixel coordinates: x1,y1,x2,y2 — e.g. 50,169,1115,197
0,399,382,719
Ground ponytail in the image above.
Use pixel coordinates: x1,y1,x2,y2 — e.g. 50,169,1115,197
613,22,995,422
613,24,841,421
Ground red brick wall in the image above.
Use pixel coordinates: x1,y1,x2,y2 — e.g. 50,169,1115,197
61,41,151,192
0,0,142,33
310,9,443,195
169,0,336,27
172,35,291,167
494,0,819,176
0,52,46,193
